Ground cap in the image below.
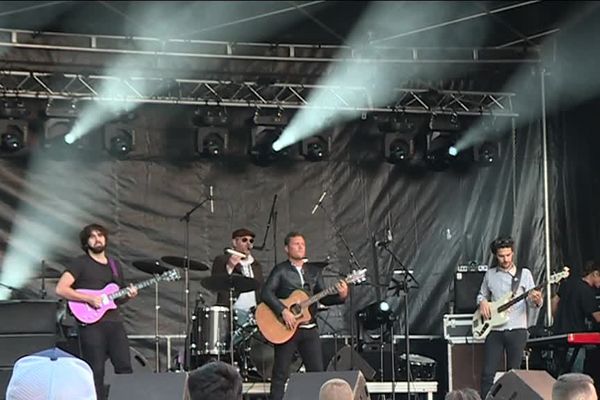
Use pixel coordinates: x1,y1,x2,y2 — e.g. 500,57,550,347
6,347,97,400
231,228,255,239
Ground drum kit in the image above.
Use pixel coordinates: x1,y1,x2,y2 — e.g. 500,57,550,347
128,255,334,378
188,273,296,381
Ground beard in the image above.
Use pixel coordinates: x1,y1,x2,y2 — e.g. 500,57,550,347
88,243,106,254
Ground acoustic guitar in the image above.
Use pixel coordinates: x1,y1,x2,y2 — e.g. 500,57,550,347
255,268,366,344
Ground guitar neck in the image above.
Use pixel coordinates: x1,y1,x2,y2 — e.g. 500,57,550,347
107,276,160,301
299,282,342,309
497,282,544,313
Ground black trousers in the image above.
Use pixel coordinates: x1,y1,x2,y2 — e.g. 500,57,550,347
480,328,528,398
270,327,324,400
79,321,133,400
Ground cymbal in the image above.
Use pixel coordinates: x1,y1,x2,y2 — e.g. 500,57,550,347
132,260,170,275
34,268,63,279
161,256,209,271
201,275,258,293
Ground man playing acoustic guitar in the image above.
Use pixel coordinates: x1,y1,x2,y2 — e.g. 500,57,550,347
261,232,348,400
477,236,542,398
56,223,138,400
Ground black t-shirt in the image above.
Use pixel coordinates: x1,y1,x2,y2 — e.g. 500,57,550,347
66,254,126,322
553,276,598,334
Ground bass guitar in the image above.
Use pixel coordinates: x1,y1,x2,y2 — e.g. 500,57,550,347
68,269,180,324
472,267,570,340
255,268,366,344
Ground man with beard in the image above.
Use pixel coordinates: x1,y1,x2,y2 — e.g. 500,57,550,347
477,236,543,398
56,223,138,400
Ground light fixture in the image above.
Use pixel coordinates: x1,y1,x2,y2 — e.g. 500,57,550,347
196,127,228,157
301,135,331,161
384,133,415,164
357,301,393,330
104,123,134,158
474,141,501,165
249,125,289,166
429,113,460,132
0,120,27,154
425,131,457,171
43,118,75,149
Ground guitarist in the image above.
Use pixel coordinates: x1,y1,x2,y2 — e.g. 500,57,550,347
261,232,348,400
476,236,542,398
56,223,138,400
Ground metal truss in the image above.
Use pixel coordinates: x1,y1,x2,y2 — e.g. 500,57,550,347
0,27,541,65
0,70,517,117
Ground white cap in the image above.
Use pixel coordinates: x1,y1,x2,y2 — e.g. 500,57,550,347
6,347,97,400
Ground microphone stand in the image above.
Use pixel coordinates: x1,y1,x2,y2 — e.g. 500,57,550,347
254,194,278,265
380,241,420,400
179,196,210,370
314,202,365,372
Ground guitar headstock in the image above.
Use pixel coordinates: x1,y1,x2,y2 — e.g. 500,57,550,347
160,269,181,282
549,266,570,284
345,269,367,285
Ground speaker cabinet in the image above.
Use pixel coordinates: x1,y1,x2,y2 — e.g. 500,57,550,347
448,343,486,392
327,345,376,381
487,369,555,400
283,371,369,400
108,372,188,400
454,271,485,313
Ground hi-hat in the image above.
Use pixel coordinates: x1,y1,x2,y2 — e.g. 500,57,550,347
201,275,258,293
132,260,171,275
161,256,209,271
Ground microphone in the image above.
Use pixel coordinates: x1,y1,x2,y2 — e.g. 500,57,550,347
225,248,247,259
311,191,327,215
375,229,393,247
209,185,214,214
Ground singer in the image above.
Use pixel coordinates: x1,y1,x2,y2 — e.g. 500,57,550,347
210,228,264,333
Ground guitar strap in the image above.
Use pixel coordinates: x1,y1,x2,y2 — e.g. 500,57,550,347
510,265,523,297
107,258,119,282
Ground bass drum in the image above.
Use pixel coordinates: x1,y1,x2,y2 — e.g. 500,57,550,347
246,331,303,381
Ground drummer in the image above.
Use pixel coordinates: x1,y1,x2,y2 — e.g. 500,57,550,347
210,228,264,331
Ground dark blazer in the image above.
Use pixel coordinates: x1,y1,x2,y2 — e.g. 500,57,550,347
261,260,345,324
210,253,264,307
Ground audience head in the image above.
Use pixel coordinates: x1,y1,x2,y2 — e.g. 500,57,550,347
319,378,354,400
552,373,597,400
445,388,481,400
6,347,96,400
187,361,242,400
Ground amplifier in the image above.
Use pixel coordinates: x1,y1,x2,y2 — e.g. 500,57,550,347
453,270,486,314
396,353,436,381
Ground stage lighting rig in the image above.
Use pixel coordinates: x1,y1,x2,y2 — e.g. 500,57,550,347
301,135,331,161
104,123,134,158
0,119,27,154
357,300,394,330
196,127,228,157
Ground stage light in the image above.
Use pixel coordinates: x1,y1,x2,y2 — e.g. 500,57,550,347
192,108,228,127
43,118,76,149
0,120,27,154
358,300,393,330
474,141,501,165
301,135,330,161
104,123,134,158
425,131,457,171
249,125,289,166
429,113,460,132
196,127,228,157
384,133,415,164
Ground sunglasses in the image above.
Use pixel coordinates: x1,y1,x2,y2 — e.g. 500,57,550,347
240,237,254,244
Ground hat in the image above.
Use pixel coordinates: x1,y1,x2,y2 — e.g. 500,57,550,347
6,347,97,400
231,228,255,239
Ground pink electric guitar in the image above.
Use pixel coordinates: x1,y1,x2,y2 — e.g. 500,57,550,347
68,269,180,324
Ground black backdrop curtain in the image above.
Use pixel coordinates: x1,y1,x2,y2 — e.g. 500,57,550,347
0,81,552,369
